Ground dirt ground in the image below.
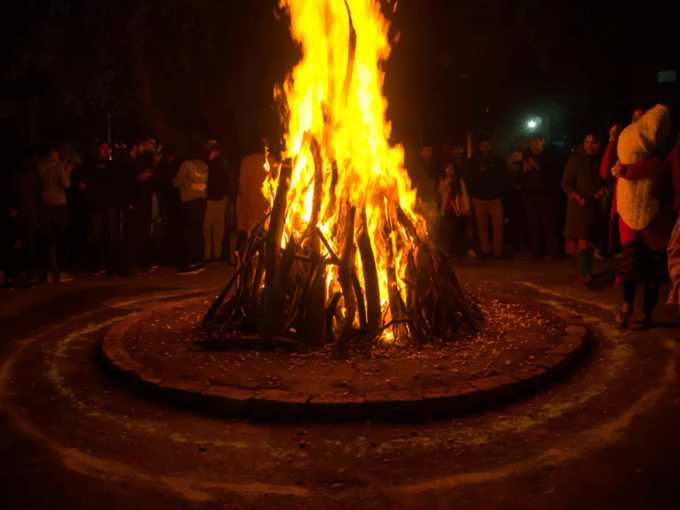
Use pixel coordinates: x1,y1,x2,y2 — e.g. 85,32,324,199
124,290,566,396
3,261,680,509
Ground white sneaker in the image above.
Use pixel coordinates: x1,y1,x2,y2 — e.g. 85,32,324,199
594,249,604,260
57,273,74,282
467,249,477,258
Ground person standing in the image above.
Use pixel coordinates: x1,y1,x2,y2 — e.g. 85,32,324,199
82,141,120,274
153,144,181,266
521,137,560,259
437,159,472,257
236,146,269,243
411,142,438,209
504,138,529,254
37,144,73,282
561,132,607,287
466,137,508,258
174,141,208,273
119,141,142,277
203,140,231,262
602,105,675,329
131,137,157,271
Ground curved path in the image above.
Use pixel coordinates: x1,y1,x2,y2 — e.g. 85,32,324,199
1,262,680,509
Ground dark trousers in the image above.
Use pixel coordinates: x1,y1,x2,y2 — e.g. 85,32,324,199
439,210,473,256
89,208,120,272
40,204,69,277
19,217,38,279
182,198,207,267
167,193,185,267
524,195,558,258
127,199,153,270
504,189,528,252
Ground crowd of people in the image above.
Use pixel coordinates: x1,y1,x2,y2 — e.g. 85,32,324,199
4,106,680,331
0,135,248,288
417,134,574,262
419,103,680,329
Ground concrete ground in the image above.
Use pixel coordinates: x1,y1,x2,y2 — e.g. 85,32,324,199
1,257,680,510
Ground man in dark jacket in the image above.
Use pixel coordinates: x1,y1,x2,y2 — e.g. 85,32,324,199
120,136,156,275
521,136,560,258
203,139,232,261
467,138,508,258
132,137,157,270
153,144,181,265
81,141,121,274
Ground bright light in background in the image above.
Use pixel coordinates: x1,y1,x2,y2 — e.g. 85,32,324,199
526,117,542,130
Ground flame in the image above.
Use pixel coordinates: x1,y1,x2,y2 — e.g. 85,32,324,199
266,0,424,339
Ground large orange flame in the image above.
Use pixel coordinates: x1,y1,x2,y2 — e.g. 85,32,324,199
266,0,425,341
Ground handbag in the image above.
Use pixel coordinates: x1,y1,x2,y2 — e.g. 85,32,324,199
452,178,472,216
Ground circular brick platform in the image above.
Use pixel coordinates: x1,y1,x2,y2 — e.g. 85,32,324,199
100,299,590,421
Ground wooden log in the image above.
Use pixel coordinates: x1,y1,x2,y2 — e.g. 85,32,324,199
248,249,266,311
335,204,356,357
204,238,261,326
259,158,293,336
394,205,474,328
294,252,321,335
356,207,381,336
325,291,342,344
204,212,270,327
202,267,241,324
436,254,474,325
316,227,340,264
306,264,327,349
268,235,298,336
405,249,417,310
309,136,324,259
351,270,367,329
285,284,303,332
341,0,357,107
324,160,339,223
211,293,239,326
385,205,409,341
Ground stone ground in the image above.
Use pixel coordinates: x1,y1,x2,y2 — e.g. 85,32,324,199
2,256,680,509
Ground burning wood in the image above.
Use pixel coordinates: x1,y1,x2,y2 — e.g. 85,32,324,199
202,0,476,356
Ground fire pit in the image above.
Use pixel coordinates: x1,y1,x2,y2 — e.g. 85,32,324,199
203,0,475,356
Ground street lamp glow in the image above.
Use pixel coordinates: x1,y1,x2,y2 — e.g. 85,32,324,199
526,117,542,130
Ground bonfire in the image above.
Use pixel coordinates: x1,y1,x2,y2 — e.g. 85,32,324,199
202,0,475,356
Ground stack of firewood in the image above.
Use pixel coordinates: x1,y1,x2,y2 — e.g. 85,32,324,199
201,152,476,358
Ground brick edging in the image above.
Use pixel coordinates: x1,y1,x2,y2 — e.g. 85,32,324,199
100,298,590,421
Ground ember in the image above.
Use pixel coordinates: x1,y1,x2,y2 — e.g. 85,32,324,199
203,0,475,356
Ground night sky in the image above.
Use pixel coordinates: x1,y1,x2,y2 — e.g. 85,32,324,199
2,0,679,156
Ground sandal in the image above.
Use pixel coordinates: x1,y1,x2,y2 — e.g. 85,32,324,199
630,314,653,331
615,309,632,328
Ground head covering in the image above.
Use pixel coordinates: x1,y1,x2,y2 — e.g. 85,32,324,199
618,104,671,164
